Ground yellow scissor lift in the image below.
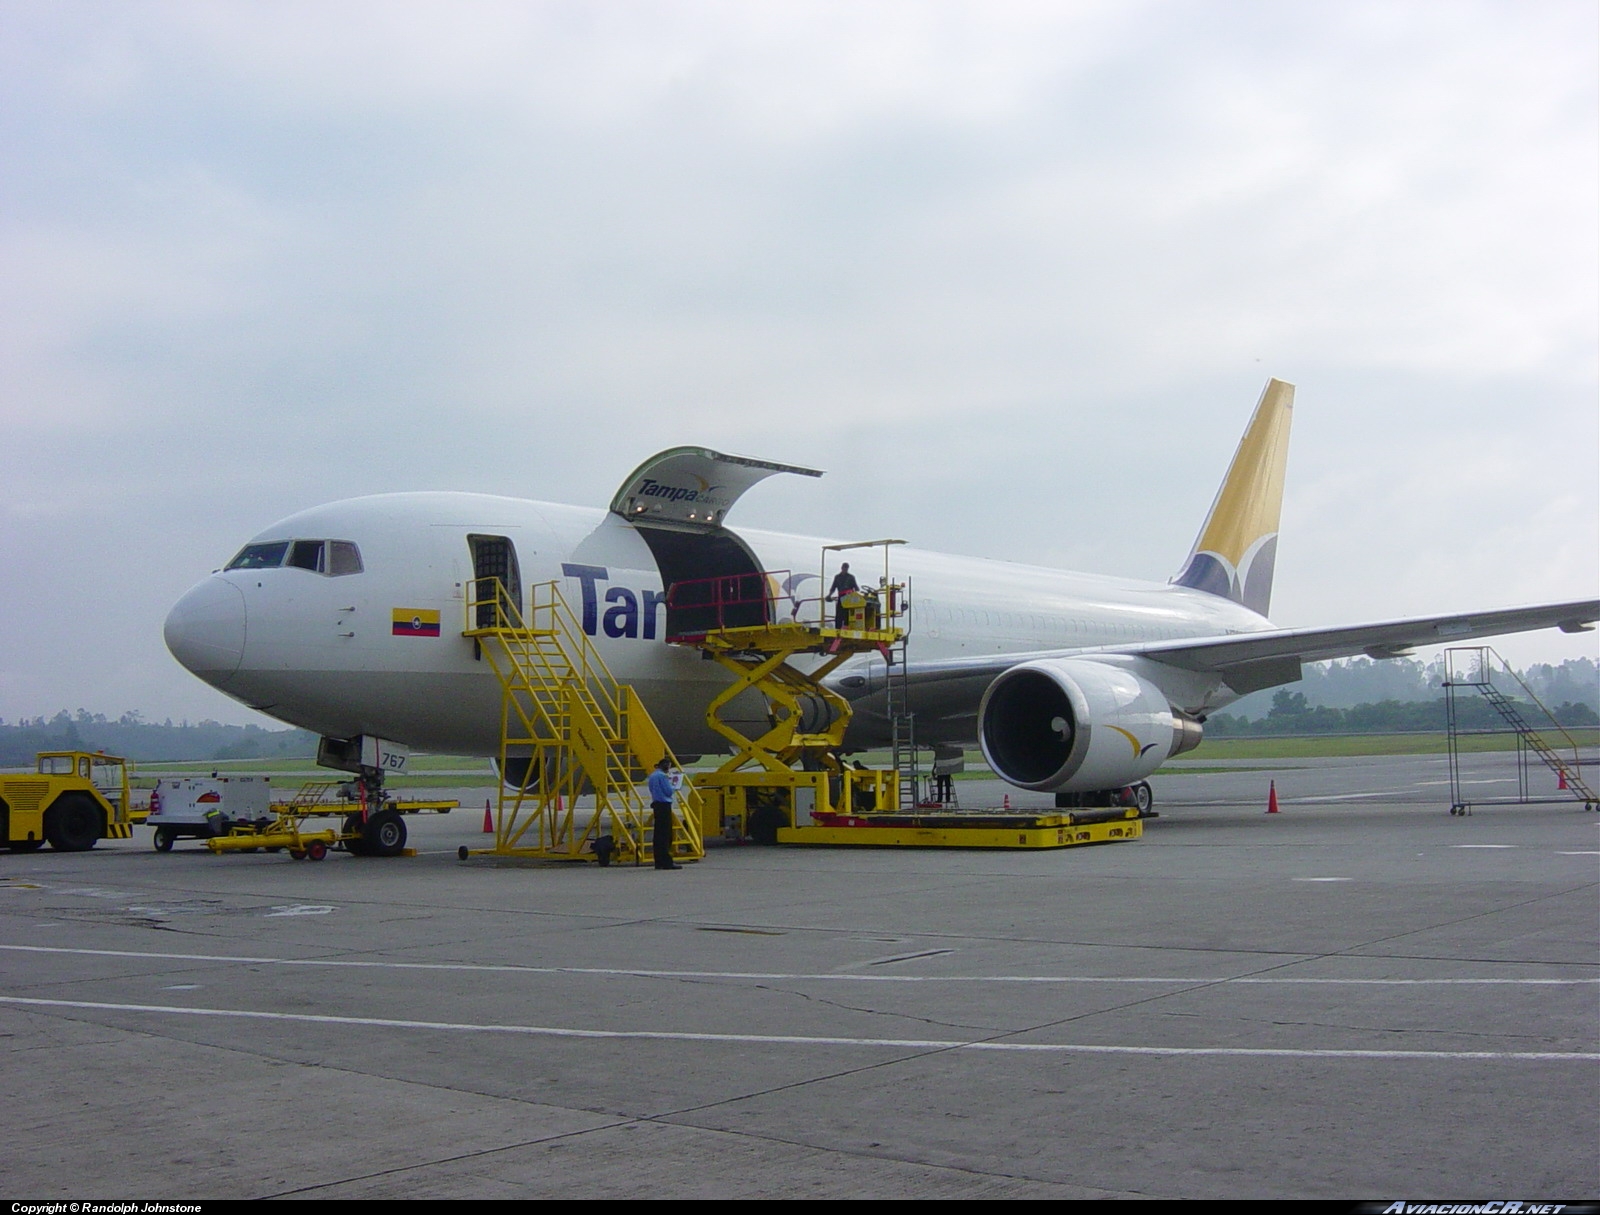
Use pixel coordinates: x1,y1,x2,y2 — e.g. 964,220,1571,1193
456,577,704,867
668,543,1142,850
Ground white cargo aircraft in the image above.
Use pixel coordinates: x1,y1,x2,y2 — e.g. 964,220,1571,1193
165,380,1597,812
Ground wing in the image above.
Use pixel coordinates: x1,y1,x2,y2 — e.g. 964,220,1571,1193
1132,598,1599,693
837,599,1600,708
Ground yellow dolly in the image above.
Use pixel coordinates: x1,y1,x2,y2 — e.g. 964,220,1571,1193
206,814,339,861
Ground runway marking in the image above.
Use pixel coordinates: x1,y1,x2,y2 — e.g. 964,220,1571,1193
1452,844,1518,849
1292,877,1351,882
3,944,1595,985
1,994,1593,1061
1558,851,1600,856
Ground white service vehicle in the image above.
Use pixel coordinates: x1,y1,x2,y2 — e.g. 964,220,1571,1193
147,776,271,851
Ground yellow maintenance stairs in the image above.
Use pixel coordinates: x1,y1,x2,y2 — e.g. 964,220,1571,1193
665,544,1142,850
457,577,703,866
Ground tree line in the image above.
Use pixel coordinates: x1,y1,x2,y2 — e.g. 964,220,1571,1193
1223,655,1596,716
0,710,317,767
1207,688,1597,737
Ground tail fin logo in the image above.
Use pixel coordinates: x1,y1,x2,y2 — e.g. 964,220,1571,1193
1171,379,1294,618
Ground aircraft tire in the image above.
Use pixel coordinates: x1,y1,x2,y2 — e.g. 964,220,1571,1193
1131,782,1154,814
343,814,372,856
746,803,784,846
153,826,175,852
365,809,407,857
45,794,101,852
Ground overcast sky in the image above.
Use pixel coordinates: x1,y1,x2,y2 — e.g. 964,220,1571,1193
2,0,1595,728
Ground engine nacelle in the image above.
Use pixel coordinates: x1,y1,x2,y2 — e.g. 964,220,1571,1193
978,658,1201,793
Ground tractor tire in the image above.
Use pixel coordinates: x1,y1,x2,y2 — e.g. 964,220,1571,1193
45,794,102,852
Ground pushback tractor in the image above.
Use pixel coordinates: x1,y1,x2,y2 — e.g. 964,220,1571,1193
1,751,140,852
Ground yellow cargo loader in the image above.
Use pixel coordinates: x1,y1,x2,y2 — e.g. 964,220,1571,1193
1,751,140,852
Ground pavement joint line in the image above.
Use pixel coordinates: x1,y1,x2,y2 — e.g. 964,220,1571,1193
1290,881,1600,958
278,1104,1108,1200
638,1110,1111,1196
263,1115,640,1200
3,944,1596,983
3,995,1597,1060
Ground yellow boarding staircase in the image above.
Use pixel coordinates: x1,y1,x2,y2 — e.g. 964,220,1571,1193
463,578,704,864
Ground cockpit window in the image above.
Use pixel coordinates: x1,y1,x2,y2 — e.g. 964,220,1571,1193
229,538,363,575
328,541,363,576
287,540,325,572
226,541,289,570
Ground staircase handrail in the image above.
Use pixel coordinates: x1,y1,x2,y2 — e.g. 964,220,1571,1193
1484,647,1586,766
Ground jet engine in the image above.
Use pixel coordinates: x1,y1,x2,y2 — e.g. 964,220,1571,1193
977,658,1202,793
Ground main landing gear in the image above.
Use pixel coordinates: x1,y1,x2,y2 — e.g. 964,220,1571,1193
1054,782,1155,816
341,768,409,857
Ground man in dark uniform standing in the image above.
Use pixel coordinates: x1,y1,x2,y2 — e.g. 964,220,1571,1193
826,562,859,629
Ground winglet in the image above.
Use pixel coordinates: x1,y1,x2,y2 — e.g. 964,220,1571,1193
1170,378,1295,617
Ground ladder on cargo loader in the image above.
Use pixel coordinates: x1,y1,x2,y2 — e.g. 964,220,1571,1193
1443,646,1598,814
461,578,704,864
884,634,919,809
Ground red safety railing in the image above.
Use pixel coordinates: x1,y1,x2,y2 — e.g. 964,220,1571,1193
665,570,801,639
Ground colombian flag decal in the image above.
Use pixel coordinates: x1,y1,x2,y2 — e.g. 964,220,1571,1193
392,608,441,637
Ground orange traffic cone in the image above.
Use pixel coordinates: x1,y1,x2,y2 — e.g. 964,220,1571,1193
1003,794,1011,810
1558,769,1568,790
1267,781,1280,814
482,799,494,833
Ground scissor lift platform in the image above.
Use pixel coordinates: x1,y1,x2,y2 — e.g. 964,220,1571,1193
669,556,1142,852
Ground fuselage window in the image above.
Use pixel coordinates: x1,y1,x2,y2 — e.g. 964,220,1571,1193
287,540,325,572
226,541,289,570
328,541,363,576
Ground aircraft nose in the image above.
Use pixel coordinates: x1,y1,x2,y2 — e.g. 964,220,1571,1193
164,577,247,687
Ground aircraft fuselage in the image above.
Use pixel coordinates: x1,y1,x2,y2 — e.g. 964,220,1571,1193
165,491,1271,759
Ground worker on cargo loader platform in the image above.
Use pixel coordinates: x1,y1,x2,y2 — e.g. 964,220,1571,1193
826,563,858,629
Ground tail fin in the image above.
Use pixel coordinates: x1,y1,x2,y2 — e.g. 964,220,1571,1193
1170,378,1294,617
